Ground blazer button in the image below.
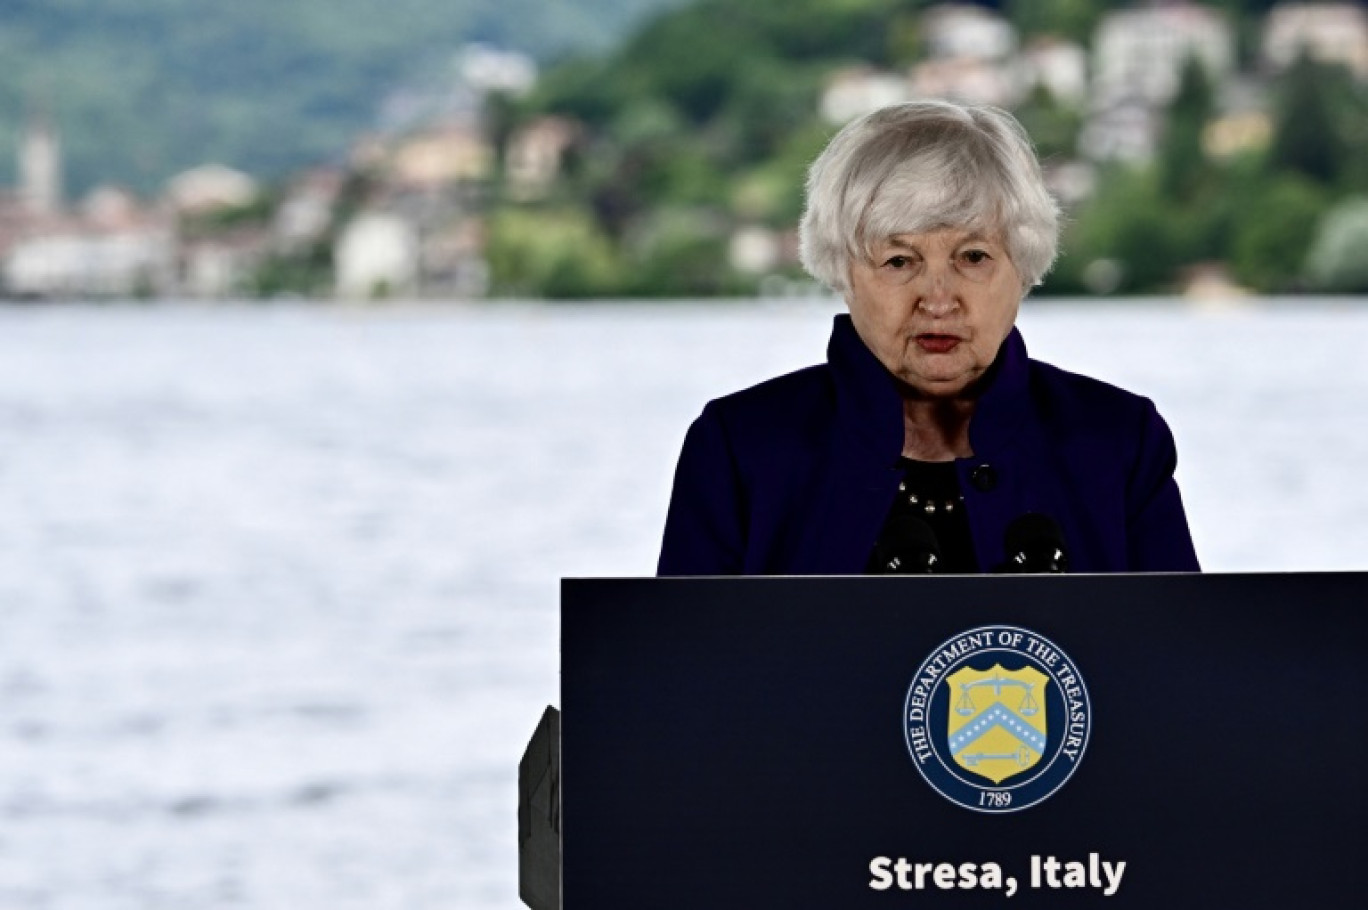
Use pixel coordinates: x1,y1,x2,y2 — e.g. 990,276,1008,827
970,464,998,492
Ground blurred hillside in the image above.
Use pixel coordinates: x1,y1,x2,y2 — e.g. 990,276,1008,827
491,0,1368,296
0,0,685,194
5,0,1368,300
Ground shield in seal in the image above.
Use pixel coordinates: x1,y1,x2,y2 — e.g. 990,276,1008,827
945,663,1050,785
905,625,1091,812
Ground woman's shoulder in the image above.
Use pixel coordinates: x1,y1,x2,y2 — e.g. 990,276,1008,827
1025,356,1162,428
1022,357,1179,484
704,362,837,427
687,363,841,469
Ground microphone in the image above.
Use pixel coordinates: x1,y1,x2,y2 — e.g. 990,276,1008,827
1000,513,1069,574
871,515,942,574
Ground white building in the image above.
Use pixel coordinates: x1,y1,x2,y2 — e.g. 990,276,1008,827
1092,4,1236,107
505,117,580,200
1078,99,1164,165
921,3,1017,61
909,57,1023,107
457,43,537,97
179,232,267,299
19,114,62,217
80,185,143,228
389,123,494,190
1084,4,1236,164
728,225,783,275
4,221,174,298
334,212,419,299
818,67,911,124
1264,3,1368,79
273,169,343,252
910,4,1023,107
1021,38,1089,107
166,164,259,214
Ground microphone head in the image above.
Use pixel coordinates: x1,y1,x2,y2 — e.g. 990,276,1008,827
1005,512,1064,554
1004,513,1069,573
873,515,943,574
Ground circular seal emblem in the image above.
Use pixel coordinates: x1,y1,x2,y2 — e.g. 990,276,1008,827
904,625,1091,813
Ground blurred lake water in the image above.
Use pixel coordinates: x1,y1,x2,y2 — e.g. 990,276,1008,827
0,298,1365,908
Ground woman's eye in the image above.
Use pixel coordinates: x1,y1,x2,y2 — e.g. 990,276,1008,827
884,255,910,269
960,249,991,265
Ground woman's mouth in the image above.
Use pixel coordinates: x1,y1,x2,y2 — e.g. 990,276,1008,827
915,334,961,354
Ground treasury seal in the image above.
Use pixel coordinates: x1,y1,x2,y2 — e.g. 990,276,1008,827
903,625,1091,813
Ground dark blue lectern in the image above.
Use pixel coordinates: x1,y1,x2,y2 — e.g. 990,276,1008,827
559,574,1366,909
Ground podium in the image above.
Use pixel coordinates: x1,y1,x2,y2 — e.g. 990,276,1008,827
557,574,1367,909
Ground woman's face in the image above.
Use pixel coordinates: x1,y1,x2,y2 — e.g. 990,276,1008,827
846,227,1022,399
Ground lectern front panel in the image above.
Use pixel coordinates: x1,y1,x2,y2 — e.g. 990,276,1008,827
562,574,1365,909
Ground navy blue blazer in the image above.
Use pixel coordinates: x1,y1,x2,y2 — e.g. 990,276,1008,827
658,314,1199,575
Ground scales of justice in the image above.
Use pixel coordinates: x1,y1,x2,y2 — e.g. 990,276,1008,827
952,671,1042,770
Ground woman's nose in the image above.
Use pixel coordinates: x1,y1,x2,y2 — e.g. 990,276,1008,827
916,266,958,316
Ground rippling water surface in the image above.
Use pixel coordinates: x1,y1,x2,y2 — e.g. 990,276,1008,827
0,299,1364,908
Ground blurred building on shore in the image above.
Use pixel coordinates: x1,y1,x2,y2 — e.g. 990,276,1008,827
1082,3,1236,163
0,105,282,300
329,44,528,300
0,42,527,301
19,111,62,218
1,112,179,299
1263,3,1368,79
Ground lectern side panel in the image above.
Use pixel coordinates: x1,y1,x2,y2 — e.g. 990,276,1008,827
561,574,1367,910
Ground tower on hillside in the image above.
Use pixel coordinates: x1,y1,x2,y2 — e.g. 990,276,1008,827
19,110,62,217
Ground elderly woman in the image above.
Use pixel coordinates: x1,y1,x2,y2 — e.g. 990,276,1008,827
657,101,1199,575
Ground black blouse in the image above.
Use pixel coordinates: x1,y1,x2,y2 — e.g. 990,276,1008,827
866,458,979,574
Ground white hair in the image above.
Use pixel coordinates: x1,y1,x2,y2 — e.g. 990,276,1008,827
799,101,1060,292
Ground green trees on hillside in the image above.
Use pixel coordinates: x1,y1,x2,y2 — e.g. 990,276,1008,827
1,0,682,195
491,0,941,297
491,0,1368,298
1043,52,1368,295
